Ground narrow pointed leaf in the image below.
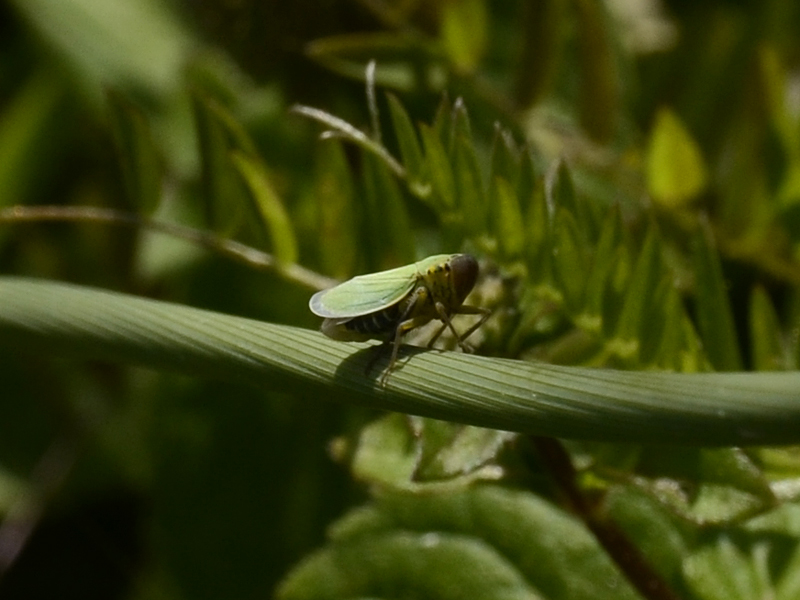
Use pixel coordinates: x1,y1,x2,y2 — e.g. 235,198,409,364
362,154,414,267
387,93,426,189
551,208,587,314
750,285,788,371
230,151,298,264
420,123,456,211
106,91,162,215
491,127,521,188
693,223,743,370
193,95,250,234
314,140,359,279
454,134,486,236
492,177,526,260
612,226,663,359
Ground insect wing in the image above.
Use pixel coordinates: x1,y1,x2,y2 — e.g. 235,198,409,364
309,263,419,318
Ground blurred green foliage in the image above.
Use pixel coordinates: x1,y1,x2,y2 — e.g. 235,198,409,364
2,0,800,599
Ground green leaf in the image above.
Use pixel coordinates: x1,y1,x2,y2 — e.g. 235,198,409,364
305,32,447,92
411,420,513,482
106,90,162,215
450,98,473,151
654,285,708,372
277,530,542,600
551,208,587,315
646,107,709,208
362,154,415,268
693,223,743,371
12,0,193,97
490,127,521,189
582,208,621,332
420,123,456,211
750,285,789,371
3,277,800,445
373,487,642,600
230,151,299,265
0,71,65,211
574,0,619,142
348,415,512,488
440,0,488,73
453,134,487,236
524,183,552,286
387,93,427,192
683,536,772,600
492,177,526,261
313,141,359,279
612,225,663,360
192,95,251,235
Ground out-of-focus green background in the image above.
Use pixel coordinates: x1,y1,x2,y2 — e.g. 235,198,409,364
2,1,800,599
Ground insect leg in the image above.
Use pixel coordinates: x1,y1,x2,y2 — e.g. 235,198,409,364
429,304,491,352
453,305,491,346
379,288,425,386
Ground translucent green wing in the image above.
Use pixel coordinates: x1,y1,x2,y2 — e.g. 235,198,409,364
309,254,454,319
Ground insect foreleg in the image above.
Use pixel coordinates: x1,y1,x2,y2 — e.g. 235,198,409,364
429,304,491,352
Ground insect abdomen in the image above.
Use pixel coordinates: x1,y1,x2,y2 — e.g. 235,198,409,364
344,302,402,336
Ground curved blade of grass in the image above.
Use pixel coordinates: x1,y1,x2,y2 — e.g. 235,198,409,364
1,277,799,446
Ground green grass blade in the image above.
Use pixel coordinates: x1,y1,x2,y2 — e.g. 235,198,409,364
1,277,800,446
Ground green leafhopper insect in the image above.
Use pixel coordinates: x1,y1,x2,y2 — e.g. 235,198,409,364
309,254,490,385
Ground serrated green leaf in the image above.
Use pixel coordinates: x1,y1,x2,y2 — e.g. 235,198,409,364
683,536,772,600
277,530,543,600
346,415,509,490
750,285,789,371
693,223,743,370
412,420,513,482
350,413,420,487
492,177,526,260
106,91,162,215
376,487,641,600
387,93,427,191
605,486,689,587
420,123,456,212
441,0,488,73
230,151,298,264
647,107,708,208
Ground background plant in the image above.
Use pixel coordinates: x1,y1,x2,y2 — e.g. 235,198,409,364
1,1,800,599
